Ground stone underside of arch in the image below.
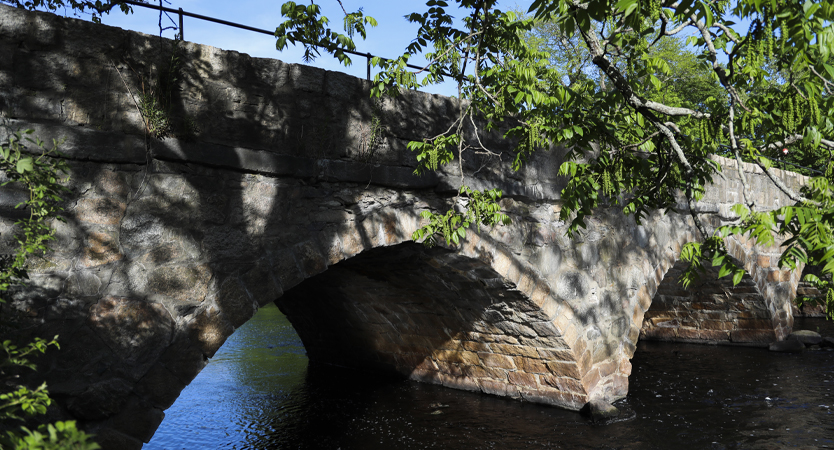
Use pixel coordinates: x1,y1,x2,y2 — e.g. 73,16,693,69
640,233,799,346
277,243,589,410
642,260,781,344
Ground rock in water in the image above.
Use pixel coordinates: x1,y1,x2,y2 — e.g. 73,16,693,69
788,330,823,346
581,397,620,423
769,339,806,353
821,337,834,348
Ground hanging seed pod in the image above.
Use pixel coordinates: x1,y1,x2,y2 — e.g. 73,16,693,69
811,96,821,126
778,17,787,50
650,0,661,21
765,20,774,59
602,169,612,196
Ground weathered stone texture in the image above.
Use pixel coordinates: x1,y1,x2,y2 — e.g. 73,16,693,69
0,4,810,449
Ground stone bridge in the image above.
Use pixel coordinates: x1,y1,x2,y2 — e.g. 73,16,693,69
0,6,809,449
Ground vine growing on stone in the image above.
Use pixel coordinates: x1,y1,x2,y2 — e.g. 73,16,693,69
0,127,100,449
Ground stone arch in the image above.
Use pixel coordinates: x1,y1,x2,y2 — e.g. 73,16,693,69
202,206,593,411
630,229,800,347
0,5,815,448
641,257,780,344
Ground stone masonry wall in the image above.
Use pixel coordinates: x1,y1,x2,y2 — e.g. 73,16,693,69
279,243,584,407
642,260,777,343
0,5,810,449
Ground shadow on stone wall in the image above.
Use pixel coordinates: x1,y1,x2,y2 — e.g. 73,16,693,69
0,4,810,449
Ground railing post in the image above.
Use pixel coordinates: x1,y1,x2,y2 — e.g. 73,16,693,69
178,8,184,40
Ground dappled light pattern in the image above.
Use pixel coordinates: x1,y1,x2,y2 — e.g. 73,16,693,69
643,259,779,343
278,243,584,409
0,5,811,449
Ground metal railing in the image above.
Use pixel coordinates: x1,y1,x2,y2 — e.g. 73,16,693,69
715,144,825,176
117,0,431,81
770,158,825,175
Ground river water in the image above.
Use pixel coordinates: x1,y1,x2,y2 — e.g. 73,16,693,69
144,303,834,449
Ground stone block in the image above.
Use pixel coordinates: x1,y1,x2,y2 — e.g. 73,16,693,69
491,250,513,279
529,321,561,337
479,379,520,399
92,169,131,199
641,327,677,340
730,329,776,343
766,270,789,282
132,363,187,410
437,339,465,351
546,360,581,379
434,361,465,377
338,225,367,260
736,318,773,329
438,373,481,392
87,296,174,380
540,374,584,393
270,248,305,291
701,320,734,331
293,240,327,277
145,264,212,303
413,357,438,372
65,270,103,297
490,343,539,358
432,349,481,365
478,352,517,369
676,327,701,340
184,305,234,358
240,260,283,307
520,357,549,374
289,63,325,93
521,386,586,410
618,357,632,376
530,280,551,308
462,364,508,380
65,377,133,421
698,329,730,341
75,198,127,226
536,347,575,361
461,341,490,352
315,227,345,266
516,270,536,295
637,285,653,311
106,396,165,443
508,371,539,389
597,359,618,378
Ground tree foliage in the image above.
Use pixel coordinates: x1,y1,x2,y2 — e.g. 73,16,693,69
0,0,141,22
276,0,834,314
0,129,99,449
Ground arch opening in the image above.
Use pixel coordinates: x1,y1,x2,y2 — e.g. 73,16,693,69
275,242,586,409
794,264,830,318
640,258,778,345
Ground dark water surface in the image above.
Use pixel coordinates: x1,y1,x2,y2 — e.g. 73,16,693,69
144,305,834,449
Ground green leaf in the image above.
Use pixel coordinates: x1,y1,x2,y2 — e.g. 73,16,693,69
16,157,33,174
732,270,744,286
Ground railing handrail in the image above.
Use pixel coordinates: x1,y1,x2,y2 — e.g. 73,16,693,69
115,0,433,80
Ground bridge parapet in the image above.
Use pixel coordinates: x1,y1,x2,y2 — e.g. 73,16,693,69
0,5,810,449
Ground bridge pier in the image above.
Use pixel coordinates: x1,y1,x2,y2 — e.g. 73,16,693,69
0,5,810,449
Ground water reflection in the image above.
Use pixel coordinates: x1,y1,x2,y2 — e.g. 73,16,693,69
145,306,834,450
